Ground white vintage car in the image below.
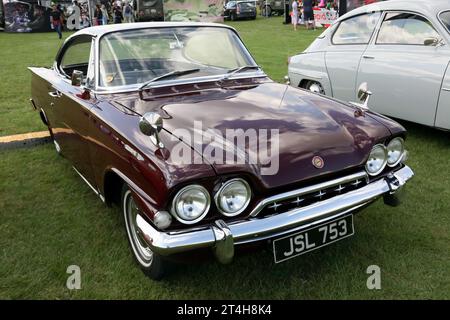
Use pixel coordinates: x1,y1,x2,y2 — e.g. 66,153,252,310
287,0,450,130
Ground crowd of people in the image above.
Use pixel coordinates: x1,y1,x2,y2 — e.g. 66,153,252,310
93,0,135,25
291,0,338,31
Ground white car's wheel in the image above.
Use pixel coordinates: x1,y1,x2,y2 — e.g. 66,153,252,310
121,185,167,280
305,81,325,94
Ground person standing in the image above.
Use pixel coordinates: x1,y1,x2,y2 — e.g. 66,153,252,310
303,0,315,30
122,1,134,23
291,0,299,31
50,4,63,39
113,5,123,23
101,4,109,25
94,4,103,25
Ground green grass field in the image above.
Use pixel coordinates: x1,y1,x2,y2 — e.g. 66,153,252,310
0,17,449,299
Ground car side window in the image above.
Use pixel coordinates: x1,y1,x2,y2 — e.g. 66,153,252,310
376,12,440,45
332,12,381,45
59,36,92,79
440,11,450,33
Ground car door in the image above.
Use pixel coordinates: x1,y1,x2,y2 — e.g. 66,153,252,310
325,12,381,102
356,11,450,127
49,35,97,185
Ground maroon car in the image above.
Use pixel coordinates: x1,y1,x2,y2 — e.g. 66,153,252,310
29,22,413,279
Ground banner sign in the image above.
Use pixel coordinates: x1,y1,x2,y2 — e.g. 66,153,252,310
313,7,338,27
163,0,224,23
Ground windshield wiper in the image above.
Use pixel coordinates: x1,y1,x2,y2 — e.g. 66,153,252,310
139,68,201,90
222,65,261,81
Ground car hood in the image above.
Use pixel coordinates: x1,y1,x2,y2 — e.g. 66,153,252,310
111,82,393,190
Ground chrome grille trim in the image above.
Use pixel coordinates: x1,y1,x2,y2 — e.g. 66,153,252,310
249,171,368,217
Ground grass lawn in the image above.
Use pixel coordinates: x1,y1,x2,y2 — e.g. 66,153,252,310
0,17,449,299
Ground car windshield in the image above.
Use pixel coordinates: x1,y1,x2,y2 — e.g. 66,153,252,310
99,27,256,88
440,11,450,33
239,2,254,9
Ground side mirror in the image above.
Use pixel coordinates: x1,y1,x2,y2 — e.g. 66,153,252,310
357,82,372,103
350,82,372,116
71,70,83,86
139,112,164,148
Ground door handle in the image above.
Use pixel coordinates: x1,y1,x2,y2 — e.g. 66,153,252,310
362,55,375,60
48,90,62,98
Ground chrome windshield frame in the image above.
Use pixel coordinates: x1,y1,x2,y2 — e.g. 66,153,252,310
93,25,264,94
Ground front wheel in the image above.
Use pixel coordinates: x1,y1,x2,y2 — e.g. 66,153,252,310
121,184,167,280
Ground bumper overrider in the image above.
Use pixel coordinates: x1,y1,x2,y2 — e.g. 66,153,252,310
136,165,414,264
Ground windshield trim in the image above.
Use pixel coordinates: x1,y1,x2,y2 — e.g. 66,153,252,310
94,25,259,91
438,10,450,35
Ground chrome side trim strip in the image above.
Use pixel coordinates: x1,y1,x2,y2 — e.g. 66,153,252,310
72,166,105,202
249,171,368,217
442,88,450,92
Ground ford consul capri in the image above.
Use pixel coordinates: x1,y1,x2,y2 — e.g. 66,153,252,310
29,22,413,279
287,0,450,130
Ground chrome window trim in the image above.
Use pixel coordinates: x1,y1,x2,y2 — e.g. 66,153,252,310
331,11,383,46
437,9,450,35
374,10,446,46
93,25,262,92
249,171,368,217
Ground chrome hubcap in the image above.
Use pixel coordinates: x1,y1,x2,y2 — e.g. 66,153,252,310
309,83,323,94
124,190,153,267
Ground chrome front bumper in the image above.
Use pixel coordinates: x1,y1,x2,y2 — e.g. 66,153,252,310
136,165,414,264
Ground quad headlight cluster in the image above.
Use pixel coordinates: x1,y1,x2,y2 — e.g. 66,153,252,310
170,178,251,224
365,137,405,176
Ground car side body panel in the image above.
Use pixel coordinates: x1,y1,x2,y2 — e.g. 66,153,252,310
289,52,333,95
435,61,450,130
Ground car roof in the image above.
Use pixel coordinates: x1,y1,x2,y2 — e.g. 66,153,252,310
340,0,450,21
69,22,236,39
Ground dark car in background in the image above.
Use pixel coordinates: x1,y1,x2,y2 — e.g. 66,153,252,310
260,0,285,17
134,0,164,22
224,1,256,21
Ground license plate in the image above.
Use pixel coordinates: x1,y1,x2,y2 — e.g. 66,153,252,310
273,215,354,263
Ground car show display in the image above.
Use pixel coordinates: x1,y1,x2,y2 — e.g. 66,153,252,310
29,22,413,279
288,0,450,130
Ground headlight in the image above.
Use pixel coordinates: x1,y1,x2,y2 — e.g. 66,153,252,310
365,144,387,176
171,185,210,224
215,178,251,217
386,137,405,167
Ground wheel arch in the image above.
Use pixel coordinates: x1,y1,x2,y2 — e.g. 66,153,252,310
288,51,333,96
102,167,159,221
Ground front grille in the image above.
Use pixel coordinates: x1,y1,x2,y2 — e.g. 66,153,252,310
253,172,369,218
